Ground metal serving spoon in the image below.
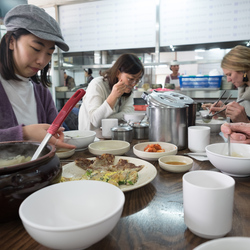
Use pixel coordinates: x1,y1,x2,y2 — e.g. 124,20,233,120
226,117,231,156
201,99,245,123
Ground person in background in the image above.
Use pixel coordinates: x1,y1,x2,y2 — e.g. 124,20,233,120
165,60,180,90
209,45,250,123
221,122,250,144
0,4,75,149
64,71,75,90
79,53,144,131
84,68,94,84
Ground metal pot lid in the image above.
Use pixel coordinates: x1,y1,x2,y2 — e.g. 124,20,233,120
111,126,133,132
142,91,193,108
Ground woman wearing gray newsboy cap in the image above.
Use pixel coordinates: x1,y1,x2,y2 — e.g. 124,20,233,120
0,4,74,149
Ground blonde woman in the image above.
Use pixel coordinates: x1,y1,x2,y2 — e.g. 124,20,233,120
210,45,250,122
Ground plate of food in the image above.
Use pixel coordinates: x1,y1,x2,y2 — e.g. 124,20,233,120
61,154,157,192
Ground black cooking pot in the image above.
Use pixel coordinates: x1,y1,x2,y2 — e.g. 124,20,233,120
0,141,61,222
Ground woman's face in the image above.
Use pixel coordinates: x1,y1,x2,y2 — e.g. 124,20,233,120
117,71,142,93
9,34,55,78
223,68,245,88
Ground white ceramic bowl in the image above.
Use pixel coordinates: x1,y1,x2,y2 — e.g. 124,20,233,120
56,148,75,159
123,112,145,123
206,143,250,177
194,237,250,250
196,119,225,134
133,142,178,161
64,130,96,149
19,181,125,250
158,155,193,173
88,140,130,156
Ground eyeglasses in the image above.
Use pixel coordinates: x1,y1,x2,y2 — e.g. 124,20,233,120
126,77,142,85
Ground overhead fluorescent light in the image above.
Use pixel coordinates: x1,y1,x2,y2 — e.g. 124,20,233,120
209,48,221,51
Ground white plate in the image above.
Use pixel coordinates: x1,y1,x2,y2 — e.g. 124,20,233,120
62,156,157,192
194,237,250,250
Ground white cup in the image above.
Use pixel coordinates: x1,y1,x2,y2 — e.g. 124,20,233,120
101,118,118,138
183,170,235,239
188,126,210,152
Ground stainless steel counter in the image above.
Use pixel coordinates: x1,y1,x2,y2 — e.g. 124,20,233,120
56,89,238,109
133,89,237,102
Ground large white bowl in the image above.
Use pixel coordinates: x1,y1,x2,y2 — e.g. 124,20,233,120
19,181,125,250
88,140,130,156
194,237,250,250
206,143,250,177
196,119,225,134
64,130,96,149
158,155,193,173
133,142,178,161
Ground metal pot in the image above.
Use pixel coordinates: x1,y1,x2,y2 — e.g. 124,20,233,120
0,141,61,222
131,122,149,139
142,91,195,150
111,125,133,143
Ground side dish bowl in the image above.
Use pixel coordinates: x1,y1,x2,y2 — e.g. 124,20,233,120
64,130,96,149
133,142,178,161
19,180,125,250
206,143,250,177
88,140,130,156
158,155,193,173
56,148,75,159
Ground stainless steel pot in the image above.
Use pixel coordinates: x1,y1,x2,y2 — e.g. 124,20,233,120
148,106,188,150
142,91,195,150
111,125,133,143
131,123,149,139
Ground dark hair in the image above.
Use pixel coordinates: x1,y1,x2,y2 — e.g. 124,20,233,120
0,29,51,87
102,53,144,89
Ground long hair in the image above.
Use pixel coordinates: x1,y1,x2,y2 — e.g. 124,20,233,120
0,29,51,87
221,45,250,72
102,53,144,88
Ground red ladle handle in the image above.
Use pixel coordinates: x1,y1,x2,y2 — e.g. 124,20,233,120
47,89,85,135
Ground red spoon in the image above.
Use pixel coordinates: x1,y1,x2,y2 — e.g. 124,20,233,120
31,89,85,161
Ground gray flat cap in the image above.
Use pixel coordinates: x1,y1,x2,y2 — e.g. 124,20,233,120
4,4,69,52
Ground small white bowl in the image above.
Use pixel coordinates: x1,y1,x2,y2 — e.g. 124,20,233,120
206,143,250,177
88,140,130,156
56,148,75,159
19,181,125,250
158,155,193,173
64,130,96,149
133,142,178,161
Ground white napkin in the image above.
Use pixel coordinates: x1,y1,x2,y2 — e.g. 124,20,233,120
185,152,208,161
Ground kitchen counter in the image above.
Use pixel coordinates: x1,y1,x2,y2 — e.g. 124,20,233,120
133,89,238,102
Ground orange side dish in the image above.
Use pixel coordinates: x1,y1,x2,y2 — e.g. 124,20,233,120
144,144,165,152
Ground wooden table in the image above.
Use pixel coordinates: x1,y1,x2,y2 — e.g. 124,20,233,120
1,134,250,250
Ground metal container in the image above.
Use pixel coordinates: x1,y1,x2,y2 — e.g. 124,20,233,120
142,91,195,150
111,125,133,143
131,123,149,139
